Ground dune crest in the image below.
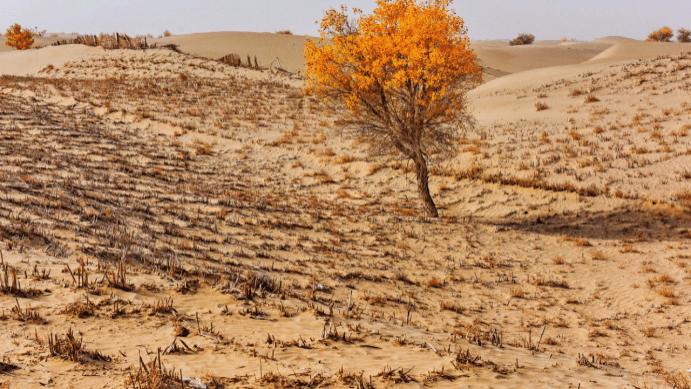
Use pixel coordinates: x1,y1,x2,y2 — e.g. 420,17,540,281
0,44,104,76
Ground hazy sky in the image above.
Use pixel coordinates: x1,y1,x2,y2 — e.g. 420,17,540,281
2,0,690,40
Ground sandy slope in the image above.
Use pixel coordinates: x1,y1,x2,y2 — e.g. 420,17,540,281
0,45,104,76
154,31,315,73
472,41,611,76
589,41,691,62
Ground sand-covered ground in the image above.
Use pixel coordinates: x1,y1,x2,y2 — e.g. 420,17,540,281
0,33,689,388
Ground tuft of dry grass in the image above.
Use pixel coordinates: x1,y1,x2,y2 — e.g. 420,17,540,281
125,353,184,389
656,286,677,298
48,328,111,363
584,95,600,104
551,256,566,265
510,287,526,299
590,250,608,261
535,101,549,111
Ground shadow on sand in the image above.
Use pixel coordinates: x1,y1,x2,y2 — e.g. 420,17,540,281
488,205,690,242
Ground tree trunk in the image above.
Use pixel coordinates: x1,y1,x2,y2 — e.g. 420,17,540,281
413,154,439,218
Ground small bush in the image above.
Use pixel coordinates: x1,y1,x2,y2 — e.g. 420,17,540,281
678,28,691,43
276,30,293,35
647,26,673,42
535,101,549,111
4,23,34,50
510,33,535,46
162,30,172,37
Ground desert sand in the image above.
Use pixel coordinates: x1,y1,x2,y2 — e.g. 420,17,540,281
0,31,689,389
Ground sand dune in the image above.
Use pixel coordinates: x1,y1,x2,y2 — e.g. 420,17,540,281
588,40,691,62
474,40,691,96
472,41,611,75
0,44,103,76
593,35,639,43
153,31,315,73
7,32,680,80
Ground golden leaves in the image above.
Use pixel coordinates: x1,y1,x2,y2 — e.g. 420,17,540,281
4,23,34,50
305,0,482,125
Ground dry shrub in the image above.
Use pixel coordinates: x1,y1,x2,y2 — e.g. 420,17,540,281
192,141,213,156
426,277,444,288
53,33,150,49
665,370,691,389
552,256,566,265
456,163,483,180
48,328,111,363
62,297,98,318
162,30,172,37
510,33,535,46
656,286,677,298
647,27,673,42
510,287,526,299
590,250,608,261
125,353,184,389
535,101,549,111
674,189,691,209
0,359,19,374
276,30,293,35
440,300,464,314
678,28,691,43
4,23,34,50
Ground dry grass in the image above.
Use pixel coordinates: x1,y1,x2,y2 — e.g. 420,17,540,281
535,101,549,111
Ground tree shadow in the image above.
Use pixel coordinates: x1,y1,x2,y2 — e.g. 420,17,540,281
487,205,690,242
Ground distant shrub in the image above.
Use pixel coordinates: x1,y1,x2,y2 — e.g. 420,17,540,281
678,28,691,43
163,30,172,37
276,30,293,35
647,26,673,42
509,33,535,46
4,23,34,50
535,101,549,111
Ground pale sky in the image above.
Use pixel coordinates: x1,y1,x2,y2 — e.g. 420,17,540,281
1,0,689,41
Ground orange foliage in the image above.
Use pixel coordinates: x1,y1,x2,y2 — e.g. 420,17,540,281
4,23,34,50
647,26,673,42
305,0,480,119
305,0,481,216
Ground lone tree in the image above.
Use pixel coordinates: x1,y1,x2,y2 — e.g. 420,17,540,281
647,26,673,42
4,23,34,50
305,0,481,217
678,28,691,43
